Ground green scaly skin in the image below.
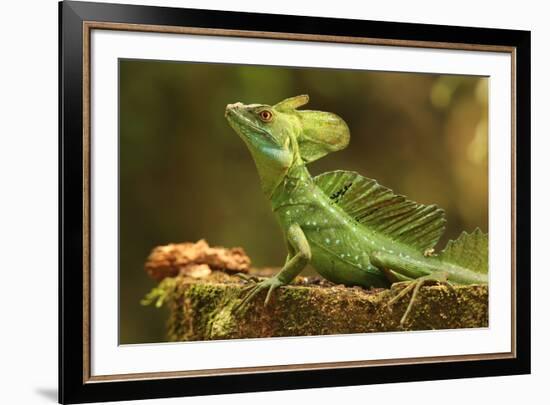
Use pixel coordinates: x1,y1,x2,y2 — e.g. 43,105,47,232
225,95,488,323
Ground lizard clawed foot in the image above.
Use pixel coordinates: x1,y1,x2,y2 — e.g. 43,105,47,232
234,276,284,314
387,272,450,328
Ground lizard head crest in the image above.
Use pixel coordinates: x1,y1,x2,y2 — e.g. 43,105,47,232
225,95,350,195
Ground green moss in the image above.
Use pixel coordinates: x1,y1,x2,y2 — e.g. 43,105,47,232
209,304,238,339
141,277,179,308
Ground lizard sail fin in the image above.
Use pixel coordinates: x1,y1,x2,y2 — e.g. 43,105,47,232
314,170,446,252
438,228,488,274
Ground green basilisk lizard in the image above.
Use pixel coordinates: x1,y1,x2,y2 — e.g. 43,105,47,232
225,95,488,326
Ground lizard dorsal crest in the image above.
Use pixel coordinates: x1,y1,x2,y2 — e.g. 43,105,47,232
314,170,447,252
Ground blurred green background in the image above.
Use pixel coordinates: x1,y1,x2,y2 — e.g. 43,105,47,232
119,59,488,344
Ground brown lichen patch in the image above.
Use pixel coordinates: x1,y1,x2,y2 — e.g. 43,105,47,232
145,239,251,281
154,271,489,342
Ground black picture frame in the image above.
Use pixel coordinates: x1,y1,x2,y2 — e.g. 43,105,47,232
59,1,531,403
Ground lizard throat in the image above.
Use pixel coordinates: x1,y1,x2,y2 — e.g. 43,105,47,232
270,164,315,212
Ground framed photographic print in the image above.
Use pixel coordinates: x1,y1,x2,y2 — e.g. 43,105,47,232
59,0,531,403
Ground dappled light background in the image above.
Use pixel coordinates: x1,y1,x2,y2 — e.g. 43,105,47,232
119,59,488,344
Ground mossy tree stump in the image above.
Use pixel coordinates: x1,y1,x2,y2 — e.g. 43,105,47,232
148,272,488,341
142,241,488,341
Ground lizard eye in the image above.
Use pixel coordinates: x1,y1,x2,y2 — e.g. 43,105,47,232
258,110,273,122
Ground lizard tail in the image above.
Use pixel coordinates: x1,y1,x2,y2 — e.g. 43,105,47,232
371,228,488,285
438,228,488,275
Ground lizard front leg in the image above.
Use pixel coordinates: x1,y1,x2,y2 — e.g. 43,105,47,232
236,223,311,311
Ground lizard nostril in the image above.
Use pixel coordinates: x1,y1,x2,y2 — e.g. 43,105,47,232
226,102,243,111
225,102,244,119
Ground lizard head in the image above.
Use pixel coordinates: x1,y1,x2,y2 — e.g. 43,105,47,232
225,95,350,196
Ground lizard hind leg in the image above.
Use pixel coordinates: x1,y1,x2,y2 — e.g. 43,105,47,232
371,249,451,328
387,271,450,328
